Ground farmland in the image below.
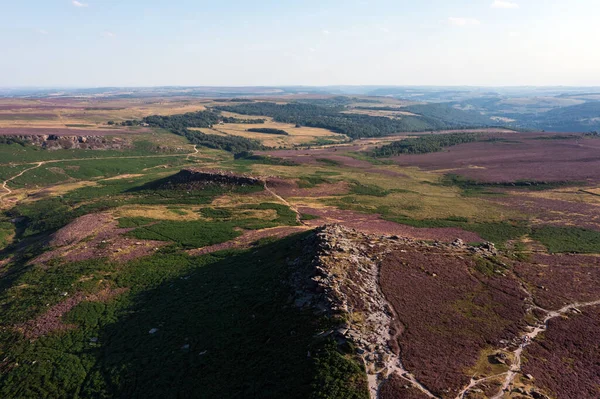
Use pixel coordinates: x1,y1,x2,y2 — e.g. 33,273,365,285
0,92,599,399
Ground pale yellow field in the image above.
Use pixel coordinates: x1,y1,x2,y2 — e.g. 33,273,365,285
0,98,211,129
246,162,518,222
517,187,600,206
112,204,278,222
192,119,348,148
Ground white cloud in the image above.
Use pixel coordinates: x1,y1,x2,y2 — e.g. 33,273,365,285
322,29,330,35
448,17,481,27
37,29,49,35
102,31,116,38
309,47,316,52
72,1,88,7
491,0,519,9
508,31,521,37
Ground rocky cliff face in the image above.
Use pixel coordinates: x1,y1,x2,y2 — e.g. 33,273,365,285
8,135,133,150
290,225,508,399
169,169,264,186
291,225,415,398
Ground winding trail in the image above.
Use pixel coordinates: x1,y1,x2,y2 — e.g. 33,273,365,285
491,299,600,399
0,162,44,202
263,180,306,226
0,145,200,205
455,299,600,399
368,247,441,399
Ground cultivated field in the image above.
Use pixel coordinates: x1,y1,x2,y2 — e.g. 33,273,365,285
193,118,348,148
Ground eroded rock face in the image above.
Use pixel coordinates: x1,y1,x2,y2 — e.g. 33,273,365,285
6,135,133,150
170,169,264,187
290,224,586,399
290,225,423,398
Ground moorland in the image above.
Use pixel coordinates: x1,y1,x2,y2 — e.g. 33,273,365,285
0,88,599,399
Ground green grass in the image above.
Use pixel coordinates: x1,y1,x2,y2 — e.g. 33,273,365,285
64,124,94,128
442,174,581,195
117,217,157,228
384,213,529,247
301,213,321,221
7,175,263,240
349,183,390,197
531,226,600,254
167,208,188,216
10,157,194,188
473,256,507,277
238,203,299,227
467,222,531,246
316,158,342,167
199,207,233,219
0,139,181,165
344,152,394,166
312,341,369,399
125,219,242,249
298,175,332,189
0,221,14,249
122,203,298,248
0,233,368,399
234,152,299,166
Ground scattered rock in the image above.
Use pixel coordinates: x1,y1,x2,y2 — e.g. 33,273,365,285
452,238,464,247
490,352,509,365
530,390,550,399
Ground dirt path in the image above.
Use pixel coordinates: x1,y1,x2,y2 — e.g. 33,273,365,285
1,146,199,168
0,145,200,205
187,226,310,256
455,299,600,399
186,144,198,159
263,180,306,226
369,248,441,399
0,162,44,201
491,299,600,399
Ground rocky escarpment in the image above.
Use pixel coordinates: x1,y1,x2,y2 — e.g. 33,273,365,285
290,225,530,399
7,134,133,150
166,168,264,187
290,225,421,398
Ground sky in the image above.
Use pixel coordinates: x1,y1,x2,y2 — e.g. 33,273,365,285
1,0,599,87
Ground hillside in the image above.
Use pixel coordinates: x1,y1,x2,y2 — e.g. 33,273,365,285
1,96,599,399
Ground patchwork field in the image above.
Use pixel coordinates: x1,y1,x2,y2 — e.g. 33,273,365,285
0,95,599,399
193,118,348,148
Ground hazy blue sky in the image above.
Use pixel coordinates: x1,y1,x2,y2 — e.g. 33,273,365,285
1,0,598,87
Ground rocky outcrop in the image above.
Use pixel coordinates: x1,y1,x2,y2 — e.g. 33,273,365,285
289,225,417,397
169,169,264,187
5,134,133,150
290,224,508,399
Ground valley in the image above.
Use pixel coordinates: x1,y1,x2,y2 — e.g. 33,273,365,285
0,92,599,399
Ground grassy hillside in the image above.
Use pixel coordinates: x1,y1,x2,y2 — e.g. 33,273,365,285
0,233,368,398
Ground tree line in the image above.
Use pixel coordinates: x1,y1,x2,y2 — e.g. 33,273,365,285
119,110,264,153
371,133,480,157
247,128,289,136
214,102,487,139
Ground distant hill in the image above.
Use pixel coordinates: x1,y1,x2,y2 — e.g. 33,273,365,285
401,103,496,127
519,102,600,132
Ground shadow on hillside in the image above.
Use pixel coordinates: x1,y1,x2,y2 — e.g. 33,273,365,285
82,233,319,398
